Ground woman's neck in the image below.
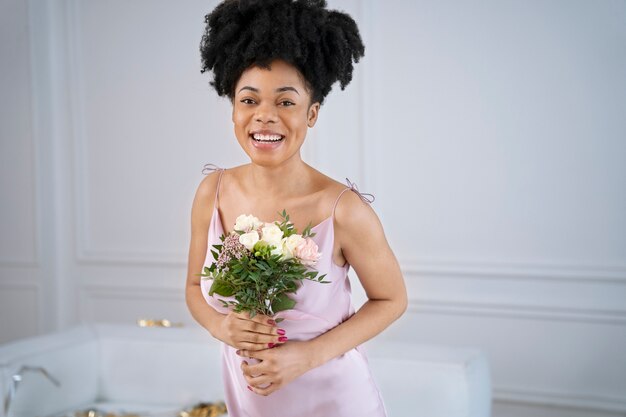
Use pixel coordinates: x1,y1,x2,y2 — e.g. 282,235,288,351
245,158,313,198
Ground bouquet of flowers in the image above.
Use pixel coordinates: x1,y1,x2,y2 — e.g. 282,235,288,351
199,210,330,323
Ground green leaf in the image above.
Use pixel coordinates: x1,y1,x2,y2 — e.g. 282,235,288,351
209,279,235,297
302,222,312,236
271,293,296,313
274,317,285,323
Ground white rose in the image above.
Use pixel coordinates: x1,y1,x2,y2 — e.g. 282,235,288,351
252,217,263,230
234,214,262,232
270,243,284,257
281,234,305,260
238,231,259,251
261,223,284,248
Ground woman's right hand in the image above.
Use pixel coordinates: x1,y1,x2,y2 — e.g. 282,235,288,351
215,311,288,351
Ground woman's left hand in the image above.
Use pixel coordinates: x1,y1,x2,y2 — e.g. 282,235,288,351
237,340,316,396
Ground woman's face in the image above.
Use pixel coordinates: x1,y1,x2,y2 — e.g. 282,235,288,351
232,59,320,168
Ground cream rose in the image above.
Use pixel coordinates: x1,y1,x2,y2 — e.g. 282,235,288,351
261,223,284,248
270,244,284,257
238,231,259,251
293,237,322,266
234,214,262,232
280,234,305,260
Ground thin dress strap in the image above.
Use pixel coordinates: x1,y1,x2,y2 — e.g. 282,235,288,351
201,163,226,209
331,178,375,217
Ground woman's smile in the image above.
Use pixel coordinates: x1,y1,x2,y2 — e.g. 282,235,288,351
250,129,286,150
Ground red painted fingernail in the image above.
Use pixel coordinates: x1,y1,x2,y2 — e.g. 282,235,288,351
268,343,275,348
267,319,276,325
247,385,253,391
278,336,288,342
277,328,286,335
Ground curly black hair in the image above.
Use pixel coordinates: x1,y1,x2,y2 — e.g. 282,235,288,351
199,0,365,106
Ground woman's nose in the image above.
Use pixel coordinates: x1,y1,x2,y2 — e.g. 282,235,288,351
254,102,278,124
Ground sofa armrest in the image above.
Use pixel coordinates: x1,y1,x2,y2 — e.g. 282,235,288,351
93,323,224,405
0,325,99,417
363,341,492,417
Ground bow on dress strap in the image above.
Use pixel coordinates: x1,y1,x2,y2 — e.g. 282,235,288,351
201,163,223,175
345,178,375,204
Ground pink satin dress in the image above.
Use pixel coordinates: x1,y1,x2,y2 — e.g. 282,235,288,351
200,167,388,417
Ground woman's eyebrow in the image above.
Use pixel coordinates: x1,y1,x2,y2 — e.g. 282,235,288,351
238,86,259,94
238,86,300,95
276,86,300,95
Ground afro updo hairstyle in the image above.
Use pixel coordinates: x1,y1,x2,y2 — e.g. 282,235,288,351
199,0,365,106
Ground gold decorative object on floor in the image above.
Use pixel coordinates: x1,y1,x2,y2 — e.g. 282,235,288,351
136,318,184,328
178,401,228,417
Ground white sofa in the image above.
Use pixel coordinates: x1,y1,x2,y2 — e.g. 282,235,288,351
0,323,491,417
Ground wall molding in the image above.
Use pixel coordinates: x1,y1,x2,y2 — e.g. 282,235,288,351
401,259,626,284
76,250,187,266
79,284,185,301
61,0,187,267
0,0,41,270
72,252,626,283
407,299,626,326
77,281,626,326
360,0,625,292
0,261,41,284
0,281,41,290
0,261,40,269
494,386,626,414
77,284,188,326
0,260,39,268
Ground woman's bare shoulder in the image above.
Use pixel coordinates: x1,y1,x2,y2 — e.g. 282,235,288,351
196,163,246,199
196,171,220,199
332,180,380,233
192,169,225,221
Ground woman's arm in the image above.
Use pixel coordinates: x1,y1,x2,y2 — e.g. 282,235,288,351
240,189,408,395
185,173,285,350
185,173,227,335
306,189,408,366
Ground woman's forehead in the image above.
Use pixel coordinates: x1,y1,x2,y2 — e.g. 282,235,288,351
235,60,307,91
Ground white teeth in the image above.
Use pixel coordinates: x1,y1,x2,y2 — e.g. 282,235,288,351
252,133,283,142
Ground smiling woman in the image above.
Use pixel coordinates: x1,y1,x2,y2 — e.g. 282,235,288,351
185,1,408,416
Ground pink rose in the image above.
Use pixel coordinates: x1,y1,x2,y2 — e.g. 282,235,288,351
293,237,322,266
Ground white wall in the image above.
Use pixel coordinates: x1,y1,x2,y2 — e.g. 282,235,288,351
1,1,625,416
1,0,44,342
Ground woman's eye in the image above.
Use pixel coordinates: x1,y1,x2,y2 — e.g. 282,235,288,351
280,100,295,107
240,98,255,105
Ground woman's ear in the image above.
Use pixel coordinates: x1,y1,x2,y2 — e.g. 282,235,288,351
307,102,320,127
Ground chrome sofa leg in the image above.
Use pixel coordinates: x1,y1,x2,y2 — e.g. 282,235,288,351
3,365,61,415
